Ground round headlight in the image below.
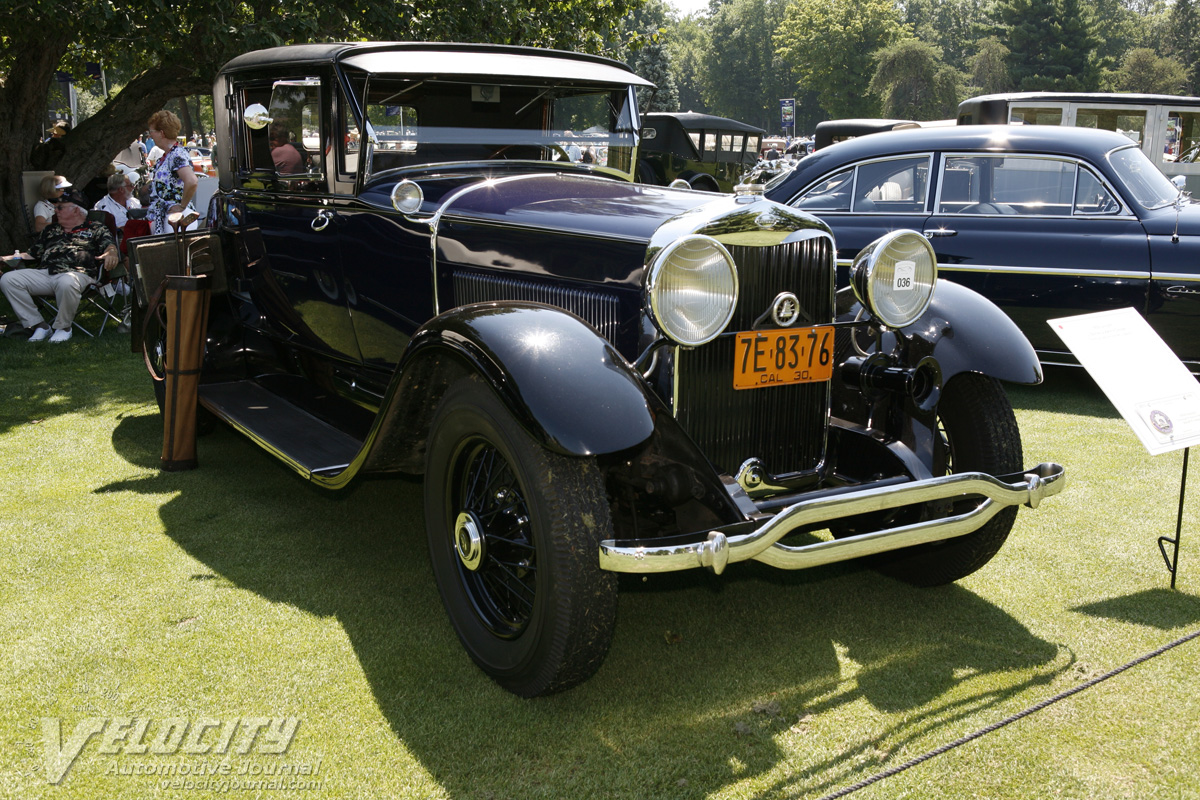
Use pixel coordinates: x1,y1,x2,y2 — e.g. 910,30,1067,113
647,235,738,346
390,180,424,214
850,230,937,329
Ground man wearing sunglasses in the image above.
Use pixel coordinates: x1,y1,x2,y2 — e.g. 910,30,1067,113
1,188,118,342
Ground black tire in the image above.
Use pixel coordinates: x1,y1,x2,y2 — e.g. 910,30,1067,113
874,373,1023,587
636,160,659,185
424,375,618,696
688,174,720,192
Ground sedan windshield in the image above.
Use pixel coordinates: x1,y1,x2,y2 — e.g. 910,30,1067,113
1108,145,1181,209
354,78,637,181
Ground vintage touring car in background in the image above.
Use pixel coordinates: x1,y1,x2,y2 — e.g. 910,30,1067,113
132,42,1065,697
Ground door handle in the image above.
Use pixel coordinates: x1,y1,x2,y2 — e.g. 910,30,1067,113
311,210,335,232
923,228,956,238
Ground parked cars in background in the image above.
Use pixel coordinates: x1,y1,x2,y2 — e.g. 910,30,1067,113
764,124,1200,372
188,146,216,177
637,111,763,192
958,92,1200,194
130,44,1066,697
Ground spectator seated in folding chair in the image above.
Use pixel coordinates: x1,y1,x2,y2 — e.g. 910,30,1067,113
0,188,118,343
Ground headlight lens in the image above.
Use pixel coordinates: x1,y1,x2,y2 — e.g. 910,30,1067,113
647,235,738,346
850,230,937,329
390,180,423,214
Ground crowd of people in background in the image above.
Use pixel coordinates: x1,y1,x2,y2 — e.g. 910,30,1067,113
2,109,212,341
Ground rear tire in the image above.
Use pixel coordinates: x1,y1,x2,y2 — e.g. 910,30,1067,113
874,373,1023,587
424,375,618,696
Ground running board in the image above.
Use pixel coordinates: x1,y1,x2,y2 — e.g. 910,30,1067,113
198,381,362,480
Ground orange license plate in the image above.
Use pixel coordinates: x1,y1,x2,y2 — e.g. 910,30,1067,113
733,326,834,390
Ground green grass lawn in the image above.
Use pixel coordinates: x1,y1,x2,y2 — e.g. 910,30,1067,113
2,331,1199,799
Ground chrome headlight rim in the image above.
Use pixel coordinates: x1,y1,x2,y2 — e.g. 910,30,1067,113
647,234,739,347
390,179,424,214
850,230,937,329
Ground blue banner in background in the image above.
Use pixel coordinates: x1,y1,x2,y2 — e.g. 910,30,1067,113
780,98,795,132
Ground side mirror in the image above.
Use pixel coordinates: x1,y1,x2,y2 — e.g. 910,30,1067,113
1173,175,1188,191
243,103,273,130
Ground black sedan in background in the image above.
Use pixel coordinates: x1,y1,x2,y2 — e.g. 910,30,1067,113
764,125,1200,372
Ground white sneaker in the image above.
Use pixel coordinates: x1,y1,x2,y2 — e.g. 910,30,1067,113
27,325,51,342
49,328,72,343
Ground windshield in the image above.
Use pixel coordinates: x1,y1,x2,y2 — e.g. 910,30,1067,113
354,78,637,181
1108,145,1181,209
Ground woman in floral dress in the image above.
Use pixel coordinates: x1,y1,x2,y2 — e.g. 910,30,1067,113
146,110,198,235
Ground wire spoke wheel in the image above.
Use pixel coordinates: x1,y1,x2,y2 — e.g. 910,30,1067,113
449,439,537,637
425,375,618,696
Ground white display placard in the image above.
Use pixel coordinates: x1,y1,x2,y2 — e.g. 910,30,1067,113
1048,307,1200,455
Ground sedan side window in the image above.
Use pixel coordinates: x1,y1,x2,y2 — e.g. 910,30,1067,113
1074,167,1121,215
793,168,852,211
851,156,929,213
940,155,1076,216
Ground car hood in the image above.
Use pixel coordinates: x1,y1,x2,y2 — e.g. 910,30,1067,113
434,173,719,242
1138,201,1200,237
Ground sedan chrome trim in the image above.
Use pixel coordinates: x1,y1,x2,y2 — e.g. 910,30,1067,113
834,258,1149,280
598,462,1066,574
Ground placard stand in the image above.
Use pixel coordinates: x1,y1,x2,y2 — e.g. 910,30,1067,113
1161,447,1188,589
1049,308,1200,589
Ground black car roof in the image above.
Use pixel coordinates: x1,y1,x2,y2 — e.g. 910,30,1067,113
219,42,651,86
644,112,765,135
795,124,1138,173
768,124,1143,200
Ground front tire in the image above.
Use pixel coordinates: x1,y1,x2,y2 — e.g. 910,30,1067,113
875,373,1023,587
424,375,618,696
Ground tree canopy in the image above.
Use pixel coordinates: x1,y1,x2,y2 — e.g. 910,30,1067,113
0,0,640,252
773,0,904,118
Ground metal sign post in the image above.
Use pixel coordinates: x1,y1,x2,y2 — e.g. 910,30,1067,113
1161,447,1188,588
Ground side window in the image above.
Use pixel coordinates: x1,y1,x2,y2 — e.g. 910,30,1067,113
939,158,981,211
1075,107,1147,146
851,156,929,213
1167,111,1200,163
942,155,1076,215
1074,167,1120,215
263,78,322,178
1010,105,1064,125
793,168,853,211
339,89,361,176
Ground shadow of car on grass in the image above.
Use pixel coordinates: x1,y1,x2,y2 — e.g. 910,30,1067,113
101,412,1071,798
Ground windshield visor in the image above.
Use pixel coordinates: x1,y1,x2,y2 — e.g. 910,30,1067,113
357,78,637,180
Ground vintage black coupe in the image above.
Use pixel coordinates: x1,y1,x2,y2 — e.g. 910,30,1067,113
133,43,1065,696
764,124,1200,373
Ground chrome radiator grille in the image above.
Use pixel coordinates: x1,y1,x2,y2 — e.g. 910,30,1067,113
674,237,835,477
453,271,621,342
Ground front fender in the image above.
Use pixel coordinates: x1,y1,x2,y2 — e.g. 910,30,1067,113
370,303,657,471
910,280,1043,385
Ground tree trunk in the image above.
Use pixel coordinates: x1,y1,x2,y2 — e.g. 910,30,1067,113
179,100,195,141
1,61,208,255
0,33,71,254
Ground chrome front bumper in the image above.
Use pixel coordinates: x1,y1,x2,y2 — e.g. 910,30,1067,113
598,463,1066,575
